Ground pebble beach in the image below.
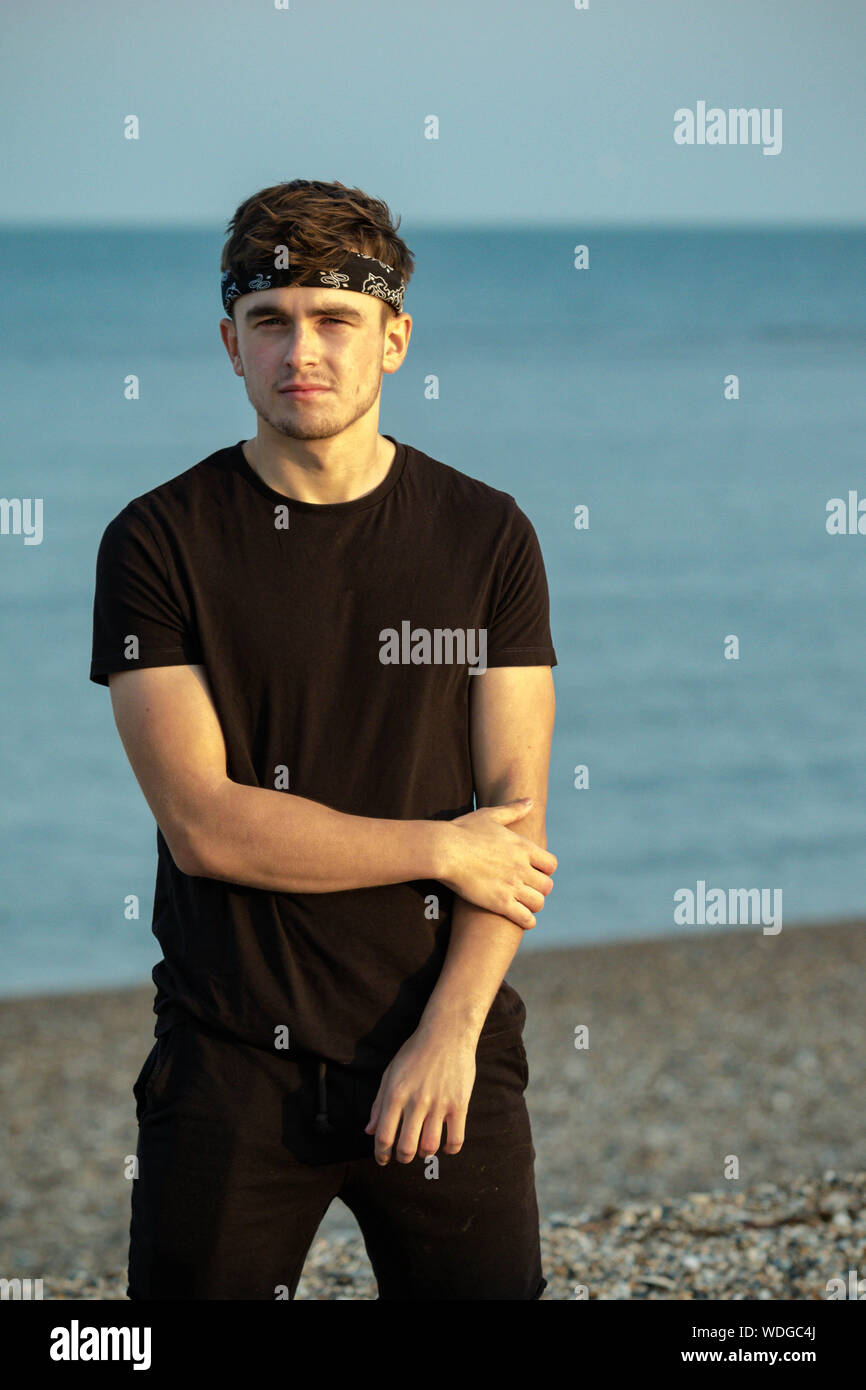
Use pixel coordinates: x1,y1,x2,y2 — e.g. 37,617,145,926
1,919,863,1300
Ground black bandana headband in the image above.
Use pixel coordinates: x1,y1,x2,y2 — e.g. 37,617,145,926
221,250,406,316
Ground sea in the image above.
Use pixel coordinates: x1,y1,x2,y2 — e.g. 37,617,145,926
1,224,865,995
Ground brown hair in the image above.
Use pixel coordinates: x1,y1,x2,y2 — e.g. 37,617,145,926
220,179,415,327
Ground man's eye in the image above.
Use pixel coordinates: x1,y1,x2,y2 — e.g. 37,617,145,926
259,317,346,326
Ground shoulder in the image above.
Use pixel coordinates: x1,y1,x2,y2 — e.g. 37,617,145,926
97,443,237,540
402,439,521,529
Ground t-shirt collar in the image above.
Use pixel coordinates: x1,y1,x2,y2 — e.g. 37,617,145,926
232,436,406,514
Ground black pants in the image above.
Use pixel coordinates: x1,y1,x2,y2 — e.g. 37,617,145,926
128,1017,547,1300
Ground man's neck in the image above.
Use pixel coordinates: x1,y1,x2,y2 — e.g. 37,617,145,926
242,433,396,504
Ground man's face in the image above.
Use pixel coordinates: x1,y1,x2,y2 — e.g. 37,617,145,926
220,285,409,442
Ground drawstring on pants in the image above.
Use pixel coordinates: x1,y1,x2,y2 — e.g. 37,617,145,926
314,1058,333,1133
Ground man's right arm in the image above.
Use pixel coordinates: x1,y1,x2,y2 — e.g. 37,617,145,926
107,664,556,930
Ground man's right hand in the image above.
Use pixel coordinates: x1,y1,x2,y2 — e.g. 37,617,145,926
438,799,557,930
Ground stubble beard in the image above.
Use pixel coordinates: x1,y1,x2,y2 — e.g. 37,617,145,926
244,368,383,442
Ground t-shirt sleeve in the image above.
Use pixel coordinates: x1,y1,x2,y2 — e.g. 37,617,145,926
485,500,557,667
89,502,204,687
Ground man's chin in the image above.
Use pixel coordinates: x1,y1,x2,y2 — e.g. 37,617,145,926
271,414,343,442
249,396,338,441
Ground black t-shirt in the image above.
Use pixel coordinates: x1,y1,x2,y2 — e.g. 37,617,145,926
89,435,557,1070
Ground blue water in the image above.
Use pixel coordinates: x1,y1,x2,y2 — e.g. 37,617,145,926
1,225,865,994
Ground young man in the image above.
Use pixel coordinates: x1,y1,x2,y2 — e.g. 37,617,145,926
90,179,558,1300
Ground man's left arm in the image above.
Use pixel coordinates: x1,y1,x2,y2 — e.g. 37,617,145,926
365,665,556,1163
419,664,556,1036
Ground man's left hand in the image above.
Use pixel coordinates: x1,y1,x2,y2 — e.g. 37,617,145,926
364,1025,477,1164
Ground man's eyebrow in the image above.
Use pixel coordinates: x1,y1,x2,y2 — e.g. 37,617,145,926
243,300,366,323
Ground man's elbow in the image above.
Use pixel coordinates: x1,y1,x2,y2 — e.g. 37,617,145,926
167,829,205,878
165,808,221,879
166,780,235,879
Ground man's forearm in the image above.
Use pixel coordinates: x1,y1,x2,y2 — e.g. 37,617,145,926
188,780,446,893
417,896,524,1044
418,803,548,1045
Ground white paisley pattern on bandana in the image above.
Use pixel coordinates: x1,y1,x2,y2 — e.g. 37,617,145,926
220,251,406,314
319,270,351,289
360,273,404,310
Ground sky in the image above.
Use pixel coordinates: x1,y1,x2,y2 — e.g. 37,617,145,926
2,0,864,228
